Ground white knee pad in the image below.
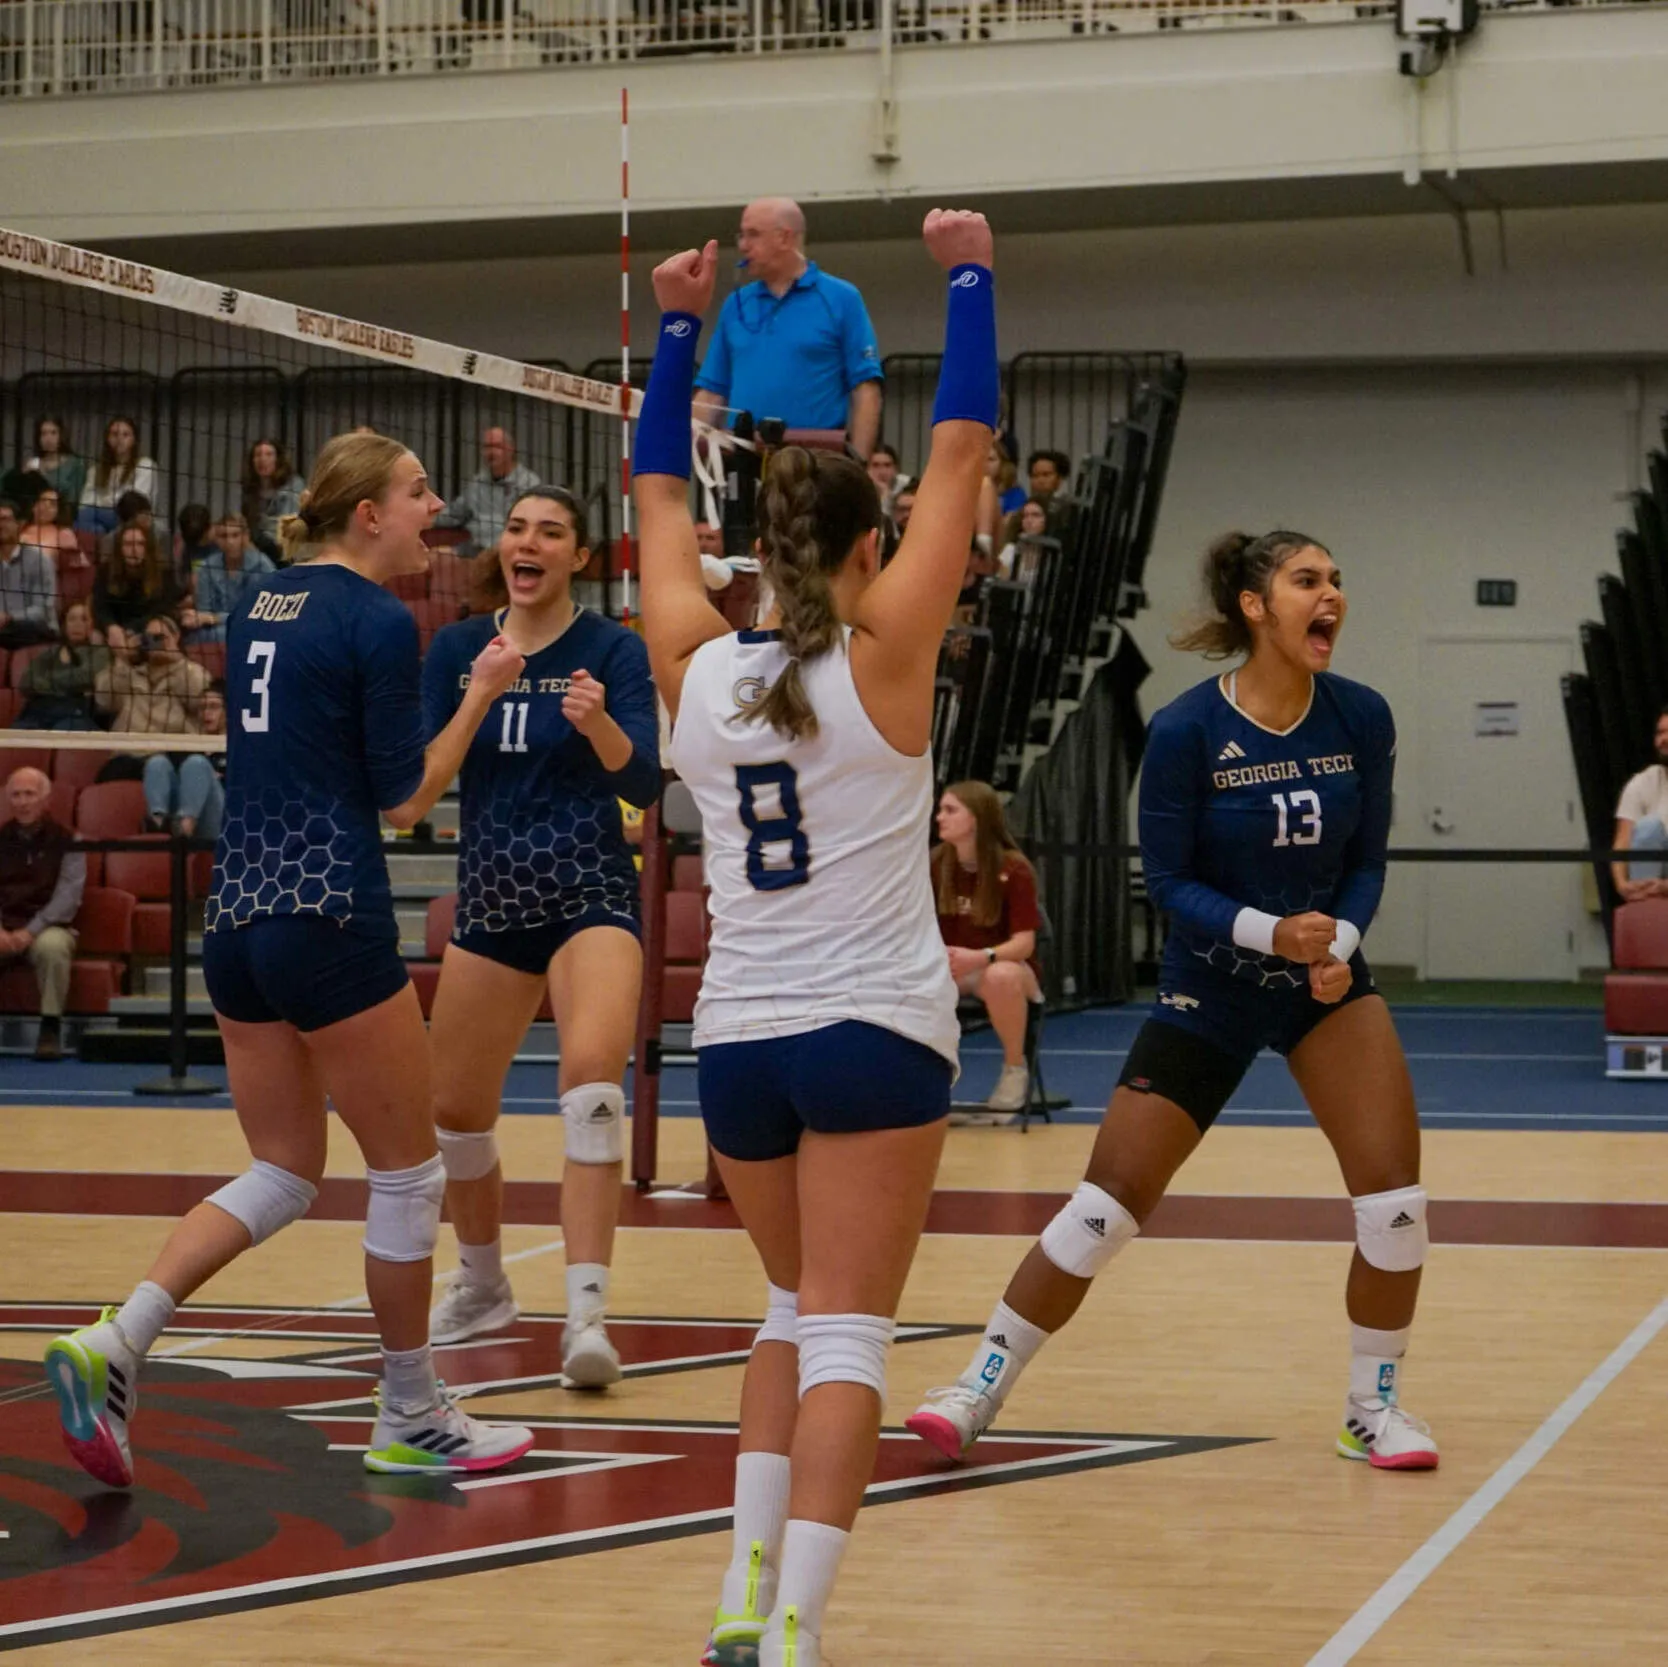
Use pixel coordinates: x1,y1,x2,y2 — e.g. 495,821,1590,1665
1354,1184,1429,1273
363,1154,446,1264
755,1283,798,1350
796,1312,895,1399
562,1082,625,1165
206,1160,317,1247
1039,1181,1139,1279
436,1126,499,1183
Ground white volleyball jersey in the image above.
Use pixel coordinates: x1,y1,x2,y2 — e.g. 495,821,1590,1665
668,627,960,1068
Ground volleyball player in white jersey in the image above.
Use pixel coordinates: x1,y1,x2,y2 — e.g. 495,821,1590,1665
635,209,998,1667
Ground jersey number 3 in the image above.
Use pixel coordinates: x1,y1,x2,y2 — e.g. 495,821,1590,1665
242,641,276,733
1271,789,1322,847
736,762,810,891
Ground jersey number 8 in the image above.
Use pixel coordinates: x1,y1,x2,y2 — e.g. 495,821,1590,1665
736,762,810,891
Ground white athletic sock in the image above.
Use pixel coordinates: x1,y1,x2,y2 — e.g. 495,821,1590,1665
764,1519,849,1645
456,1238,504,1288
567,1262,609,1324
718,1450,792,1618
961,1299,1049,1402
114,1281,175,1356
1349,1322,1411,1405
381,1343,440,1416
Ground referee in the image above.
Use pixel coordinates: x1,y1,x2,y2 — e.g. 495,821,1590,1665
693,197,883,459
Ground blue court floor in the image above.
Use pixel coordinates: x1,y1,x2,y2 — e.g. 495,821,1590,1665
3,1004,1665,1132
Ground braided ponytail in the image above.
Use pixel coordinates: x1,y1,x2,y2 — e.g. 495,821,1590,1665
1171,528,1327,658
740,446,883,740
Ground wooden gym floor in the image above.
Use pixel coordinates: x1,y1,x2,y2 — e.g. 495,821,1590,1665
2,1004,1666,1664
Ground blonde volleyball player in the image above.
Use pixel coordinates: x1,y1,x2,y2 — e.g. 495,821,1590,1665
47,434,536,1483
422,486,660,1385
909,530,1439,1473
636,209,998,1667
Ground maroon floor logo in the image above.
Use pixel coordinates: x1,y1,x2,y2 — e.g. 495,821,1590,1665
0,1302,1256,1648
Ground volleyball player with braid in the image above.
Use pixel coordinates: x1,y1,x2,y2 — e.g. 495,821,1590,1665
636,210,999,1667
910,529,1441,1473
422,486,659,1386
46,434,536,1484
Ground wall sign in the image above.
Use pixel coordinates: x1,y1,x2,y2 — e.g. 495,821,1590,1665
1474,701,1520,737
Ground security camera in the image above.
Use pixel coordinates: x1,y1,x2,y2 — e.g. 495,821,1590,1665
1397,0,1476,39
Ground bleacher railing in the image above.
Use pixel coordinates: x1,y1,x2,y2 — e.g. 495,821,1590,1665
0,0,1608,100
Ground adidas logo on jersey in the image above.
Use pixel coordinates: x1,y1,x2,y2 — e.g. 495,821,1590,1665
1217,741,1247,762
1390,1211,1416,1229
988,1334,1009,1349
1084,1218,1107,1238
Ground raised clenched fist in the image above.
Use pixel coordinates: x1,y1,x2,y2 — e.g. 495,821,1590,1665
1273,910,1338,965
923,208,993,274
651,241,719,320
470,635,526,702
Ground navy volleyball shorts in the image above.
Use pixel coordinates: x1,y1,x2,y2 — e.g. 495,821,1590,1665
452,905,640,978
699,1020,954,1163
1116,952,1379,1134
204,916,410,1032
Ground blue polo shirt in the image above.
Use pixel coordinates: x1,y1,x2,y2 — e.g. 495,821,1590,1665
695,261,882,431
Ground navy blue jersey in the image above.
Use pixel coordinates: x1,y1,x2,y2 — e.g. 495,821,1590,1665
207,565,426,937
422,608,660,935
1142,671,1395,990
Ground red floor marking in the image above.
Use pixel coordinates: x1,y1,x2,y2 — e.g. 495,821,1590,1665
1,1173,1665,1246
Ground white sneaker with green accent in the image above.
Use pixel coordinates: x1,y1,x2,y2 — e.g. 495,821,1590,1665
45,1309,140,1488
1337,1396,1440,1470
760,1606,820,1667
700,1539,771,1665
562,1315,622,1389
364,1384,534,1474
428,1277,518,1346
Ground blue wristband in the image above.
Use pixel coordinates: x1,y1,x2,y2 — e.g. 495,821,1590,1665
635,311,702,480
931,264,999,430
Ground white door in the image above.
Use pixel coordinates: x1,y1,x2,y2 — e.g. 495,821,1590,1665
1419,638,1581,980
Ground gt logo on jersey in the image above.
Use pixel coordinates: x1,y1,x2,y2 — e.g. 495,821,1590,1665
1159,992,1200,1012
731,675,768,715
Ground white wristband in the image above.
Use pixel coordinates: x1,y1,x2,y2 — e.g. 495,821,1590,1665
1231,907,1281,957
1328,920,1362,964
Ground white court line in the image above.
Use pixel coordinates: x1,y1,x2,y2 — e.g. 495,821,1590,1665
1306,1292,1668,1667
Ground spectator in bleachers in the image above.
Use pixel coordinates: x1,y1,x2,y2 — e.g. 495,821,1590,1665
92,522,183,654
693,197,884,457
932,779,1042,1119
17,601,107,730
892,485,917,535
77,417,158,535
142,683,226,838
867,442,911,518
184,512,275,644
997,496,1049,580
175,502,216,577
1026,448,1071,504
241,437,306,561
0,499,59,648
1611,705,1668,902
955,535,996,624
94,491,153,564
22,417,86,520
0,764,85,1061
432,426,540,556
21,484,81,561
94,611,210,735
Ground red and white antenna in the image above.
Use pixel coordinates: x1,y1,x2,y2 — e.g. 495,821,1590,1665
618,84,633,622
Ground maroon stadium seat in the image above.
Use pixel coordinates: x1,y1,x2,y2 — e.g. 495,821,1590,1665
1604,900,1668,1033
661,889,709,1023
75,781,146,839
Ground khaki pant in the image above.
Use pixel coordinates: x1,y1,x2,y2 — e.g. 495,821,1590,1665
3,926,75,1018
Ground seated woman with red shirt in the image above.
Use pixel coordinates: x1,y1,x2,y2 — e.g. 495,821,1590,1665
933,779,1042,1120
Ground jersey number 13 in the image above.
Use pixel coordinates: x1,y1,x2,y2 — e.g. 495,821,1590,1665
1271,789,1322,847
